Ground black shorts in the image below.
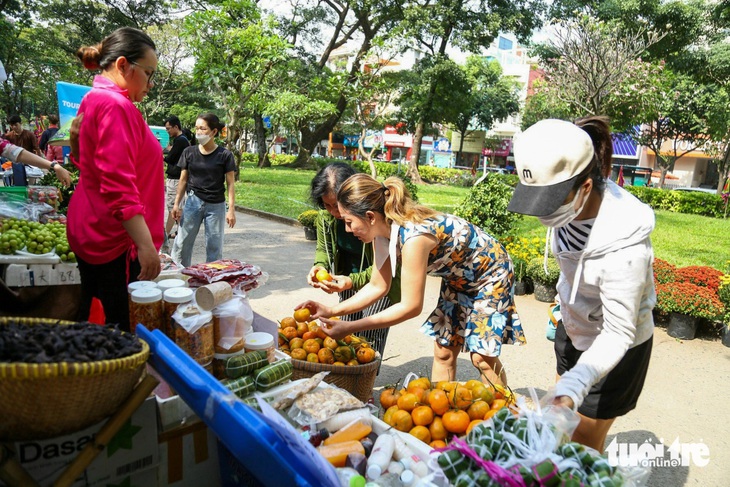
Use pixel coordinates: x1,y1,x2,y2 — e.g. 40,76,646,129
555,322,652,420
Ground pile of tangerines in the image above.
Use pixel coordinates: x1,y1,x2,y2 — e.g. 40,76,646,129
379,377,516,448
277,308,377,365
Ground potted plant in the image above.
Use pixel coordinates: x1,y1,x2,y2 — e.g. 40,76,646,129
718,272,730,347
512,257,529,295
297,210,319,241
655,282,725,340
526,257,560,303
505,236,545,296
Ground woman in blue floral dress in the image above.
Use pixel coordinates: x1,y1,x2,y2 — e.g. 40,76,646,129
298,174,525,386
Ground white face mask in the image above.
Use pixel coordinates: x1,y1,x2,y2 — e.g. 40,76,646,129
538,189,589,228
196,133,212,145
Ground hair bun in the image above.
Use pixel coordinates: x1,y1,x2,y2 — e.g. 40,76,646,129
76,45,102,70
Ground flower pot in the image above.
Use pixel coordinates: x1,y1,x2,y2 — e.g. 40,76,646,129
667,312,699,340
514,280,527,296
533,282,557,303
303,226,317,241
722,326,730,348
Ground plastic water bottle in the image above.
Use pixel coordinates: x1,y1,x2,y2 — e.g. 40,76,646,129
336,467,366,487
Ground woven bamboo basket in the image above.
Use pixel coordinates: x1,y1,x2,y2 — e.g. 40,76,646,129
290,353,380,403
0,317,149,441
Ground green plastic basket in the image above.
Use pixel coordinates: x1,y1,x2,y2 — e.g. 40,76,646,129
0,186,28,203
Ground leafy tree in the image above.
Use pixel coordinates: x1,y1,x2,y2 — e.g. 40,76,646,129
520,79,574,130
450,56,520,166
393,0,548,183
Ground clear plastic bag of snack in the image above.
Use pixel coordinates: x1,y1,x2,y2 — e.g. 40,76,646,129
182,259,263,284
288,387,365,425
212,296,253,352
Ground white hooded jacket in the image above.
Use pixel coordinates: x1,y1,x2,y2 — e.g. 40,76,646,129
553,180,656,409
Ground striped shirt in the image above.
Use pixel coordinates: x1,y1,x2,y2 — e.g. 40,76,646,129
557,218,595,252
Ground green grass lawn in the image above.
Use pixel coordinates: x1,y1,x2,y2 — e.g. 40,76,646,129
234,165,730,270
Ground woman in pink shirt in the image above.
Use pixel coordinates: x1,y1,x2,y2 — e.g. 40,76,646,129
69,27,164,332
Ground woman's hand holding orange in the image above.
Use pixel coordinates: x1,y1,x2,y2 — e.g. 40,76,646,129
294,300,332,320
318,316,352,340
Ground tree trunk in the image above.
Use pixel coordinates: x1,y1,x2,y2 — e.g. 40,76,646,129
359,127,377,178
408,123,424,184
253,113,270,168
457,131,466,166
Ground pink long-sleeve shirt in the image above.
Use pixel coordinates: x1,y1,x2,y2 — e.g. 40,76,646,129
67,76,164,265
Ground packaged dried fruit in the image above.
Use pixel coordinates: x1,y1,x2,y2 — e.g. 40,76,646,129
172,303,214,365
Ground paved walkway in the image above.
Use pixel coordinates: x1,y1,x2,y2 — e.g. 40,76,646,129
188,209,730,487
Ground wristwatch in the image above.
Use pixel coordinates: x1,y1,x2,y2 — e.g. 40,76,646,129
50,162,58,170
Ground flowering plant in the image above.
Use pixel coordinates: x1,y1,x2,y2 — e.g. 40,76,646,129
653,258,676,285
297,210,319,228
526,256,561,286
505,236,546,281
655,282,725,320
674,266,722,293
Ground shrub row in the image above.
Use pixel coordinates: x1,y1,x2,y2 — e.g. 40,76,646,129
624,186,725,218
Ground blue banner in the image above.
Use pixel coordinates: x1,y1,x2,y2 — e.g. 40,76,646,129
57,81,91,126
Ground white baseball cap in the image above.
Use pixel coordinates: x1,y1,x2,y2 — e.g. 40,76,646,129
508,119,595,216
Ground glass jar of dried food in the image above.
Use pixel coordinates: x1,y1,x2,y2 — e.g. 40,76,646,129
157,278,187,294
172,303,215,365
130,287,163,332
163,287,194,339
244,332,276,364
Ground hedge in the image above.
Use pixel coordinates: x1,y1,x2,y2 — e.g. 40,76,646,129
624,186,725,218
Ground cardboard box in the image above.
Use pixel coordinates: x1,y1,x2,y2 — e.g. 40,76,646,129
9,396,159,487
158,421,221,487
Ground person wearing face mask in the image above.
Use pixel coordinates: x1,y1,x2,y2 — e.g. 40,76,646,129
68,27,164,332
508,117,655,453
171,113,236,267
306,163,401,358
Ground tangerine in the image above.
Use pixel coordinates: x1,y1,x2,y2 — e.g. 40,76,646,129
293,308,311,322
428,389,450,416
436,381,458,393
409,425,431,444
301,331,317,341
448,386,473,410
302,339,320,354
466,419,484,435
408,377,432,391
442,410,470,435
306,353,319,363
491,399,507,410
471,384,495,405
315,269,332,282
323,337,339,350
411,405,434,426
383,405,399,426
318,347,335,364
464,379,482,391
281,327,298,341
391,410,414,432
280,317,296,329
428,416,447,441
347,359,359,366
290,348,307,360
429,440,447,449
397,392,419,412
380,388,402,410
296,322,309,337
289,337,304,350
467,400,490,421
333,361,346,366
356,346,376,364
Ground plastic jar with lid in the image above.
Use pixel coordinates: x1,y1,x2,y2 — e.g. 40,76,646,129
130,287,163,333
244,332,276,364
127,281,158,325
163,287,194,339
157,278,187,293
172,304,215,366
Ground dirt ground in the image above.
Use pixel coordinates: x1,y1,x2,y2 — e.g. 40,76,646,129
190,208,730,486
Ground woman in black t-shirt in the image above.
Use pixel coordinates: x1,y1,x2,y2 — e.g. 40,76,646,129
171,113,236,266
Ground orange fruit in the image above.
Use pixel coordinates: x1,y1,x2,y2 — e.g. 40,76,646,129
391,410,414,432
323,336,339,350
483,409,499,421
467,400,490,421
289,337,304,350
408,386,426,403
293,308,311,322
356,346,376,364
296,322,309,337
315,269,332,282
314,337,324,347
380,388,402,410
383,405,399,426
302,339,320,354
491,399,507,411
408,377,432,391
428,389,450,416
307,321,319,332
290,348,307,360
436,381,458,393
347,359,359,366
442,410,470,435
464,379,482,391
282,327,298,341
280,317,296,329
397,393,419,412
318,347,335,364
301,331,317,341
429,440,447,449
333,361,345,366
409,425,431,444
411,405,434,426
448,386,473,410
466,419,483,435
306,353,319,363
428,416,447,441
472,384,495,406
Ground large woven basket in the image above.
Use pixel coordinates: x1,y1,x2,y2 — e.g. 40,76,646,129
290,353,380,403
0,317,149,441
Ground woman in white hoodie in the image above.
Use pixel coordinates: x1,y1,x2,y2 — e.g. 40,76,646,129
508,117,655,452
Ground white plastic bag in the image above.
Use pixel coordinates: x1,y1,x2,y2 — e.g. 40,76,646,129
212,296,253,351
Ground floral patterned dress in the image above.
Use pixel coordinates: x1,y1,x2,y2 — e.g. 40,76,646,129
398,214,526,356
